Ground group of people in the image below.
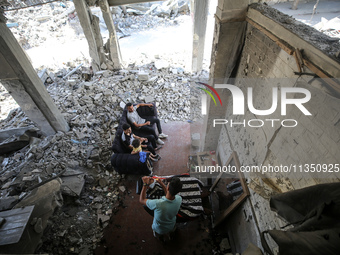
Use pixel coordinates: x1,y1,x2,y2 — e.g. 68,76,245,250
121,103,183,242
122,102,168,162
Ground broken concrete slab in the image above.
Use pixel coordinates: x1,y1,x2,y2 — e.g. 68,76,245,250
144,95,154,103
60,174,85,197
0,126,38,143
3,179,63,254
61,169,85,177
0,196,19,211
0,133,30,155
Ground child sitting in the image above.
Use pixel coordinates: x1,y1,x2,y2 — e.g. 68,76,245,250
131,139,160,162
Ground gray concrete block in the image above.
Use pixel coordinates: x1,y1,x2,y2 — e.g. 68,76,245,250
138,71,149,81
144,96,154,103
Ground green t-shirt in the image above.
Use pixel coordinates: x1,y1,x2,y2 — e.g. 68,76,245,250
146,195,182,235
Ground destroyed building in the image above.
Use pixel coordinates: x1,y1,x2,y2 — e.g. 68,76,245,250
0,0,340,254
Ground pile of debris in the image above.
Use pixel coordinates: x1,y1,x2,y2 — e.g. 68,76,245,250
0,60,206,254
118,0,190,17
5,0,190,50
0,84,18,120
314,17,340,41
5,2,78,50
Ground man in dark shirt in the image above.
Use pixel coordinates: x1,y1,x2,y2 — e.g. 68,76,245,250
121,123,160,160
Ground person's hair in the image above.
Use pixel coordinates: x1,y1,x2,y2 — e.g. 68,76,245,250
169,177,182,196
122,123,130,130
126,103,132,107
132,139,140,148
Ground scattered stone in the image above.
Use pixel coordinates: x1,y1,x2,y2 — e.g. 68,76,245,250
144,96,154,103
34,218,43,233
138,71,149,81
120,101,126,109
191,133,200,147
98,178,108,188
220,238,231,251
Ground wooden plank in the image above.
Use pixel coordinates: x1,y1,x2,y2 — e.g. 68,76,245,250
303,58,340,94
293,48,305,73
293,51,302,73
212,152,250,228
295,48,304,68
0,205,34,246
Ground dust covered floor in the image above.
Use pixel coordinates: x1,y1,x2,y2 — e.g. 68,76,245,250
94,121,217,255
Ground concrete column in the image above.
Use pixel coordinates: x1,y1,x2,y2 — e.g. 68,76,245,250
210,0,249,80
203,0,251,151
73,0,106,72
0,22,69,136
191,0,209,73
99,0,122,69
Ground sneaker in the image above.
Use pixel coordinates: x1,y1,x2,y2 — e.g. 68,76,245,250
150,157,158,162
159,133,168,139
155,145,163,151
155,154,161,160
156,139,165,145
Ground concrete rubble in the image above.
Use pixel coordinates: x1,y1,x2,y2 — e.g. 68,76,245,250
314,17,340,40
5,0,190,51
0,59,205,253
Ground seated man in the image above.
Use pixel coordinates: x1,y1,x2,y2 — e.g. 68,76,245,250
121,123,160,158
126,102,167,145
139,176,182,240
